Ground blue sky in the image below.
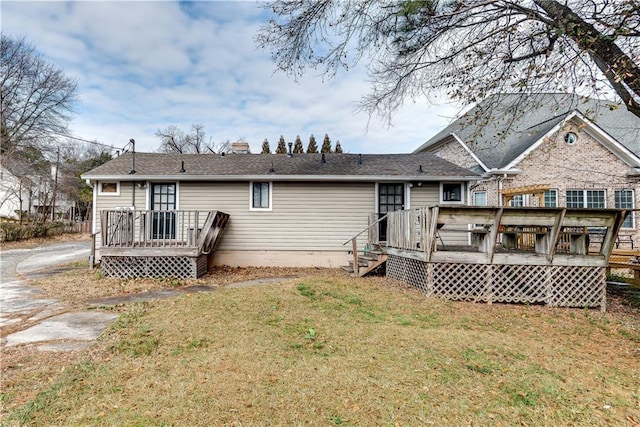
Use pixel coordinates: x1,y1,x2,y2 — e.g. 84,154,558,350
2,1,461,154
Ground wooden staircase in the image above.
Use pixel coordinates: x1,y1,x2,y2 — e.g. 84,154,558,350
341,247,388,277
197,211,230,255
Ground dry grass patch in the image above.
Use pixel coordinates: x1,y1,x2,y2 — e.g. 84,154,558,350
27,264,320,308
4,274,640,426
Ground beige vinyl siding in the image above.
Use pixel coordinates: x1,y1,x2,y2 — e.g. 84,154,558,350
409,183,439,208
179,181,375,251
408,183,468,246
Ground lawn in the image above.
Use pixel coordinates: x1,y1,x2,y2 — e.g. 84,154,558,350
2,271,640,426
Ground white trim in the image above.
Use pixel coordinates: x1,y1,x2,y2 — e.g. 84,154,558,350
404,182,411,209
374,182,379,214
440,182,465,204
450,133,490,172
473,190,488,206
249,181,273,211
92,182,97,234
614,189,635,229
97,181,120,196
83,173,479,182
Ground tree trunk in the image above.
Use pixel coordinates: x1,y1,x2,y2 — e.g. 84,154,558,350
534,0,640,117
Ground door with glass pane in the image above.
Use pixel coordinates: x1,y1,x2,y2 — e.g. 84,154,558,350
378,183,404,241
151,183,176,239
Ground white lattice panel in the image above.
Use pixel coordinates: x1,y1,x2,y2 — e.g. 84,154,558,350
386,255,605,309
101,255,207,279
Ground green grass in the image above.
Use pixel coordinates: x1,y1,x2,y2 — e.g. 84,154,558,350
5,274,640,426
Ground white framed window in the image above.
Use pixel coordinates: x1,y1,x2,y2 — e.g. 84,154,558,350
473,191,487,206
544,189,557,207
250,181,272,211
566,189,606,208
615,189,634,228
440,182,464,204
98,181,120,196
509,194,524,207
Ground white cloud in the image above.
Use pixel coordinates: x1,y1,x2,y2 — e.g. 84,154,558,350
2,0,460,155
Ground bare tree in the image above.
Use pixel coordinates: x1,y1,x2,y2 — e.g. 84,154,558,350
1,34,78,156
156,124,215,154
257,1,640,120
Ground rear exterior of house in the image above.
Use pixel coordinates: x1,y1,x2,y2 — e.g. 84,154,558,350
82,152,478,274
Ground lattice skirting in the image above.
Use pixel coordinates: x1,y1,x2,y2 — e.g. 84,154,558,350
101,255,208,279
386,255,606,309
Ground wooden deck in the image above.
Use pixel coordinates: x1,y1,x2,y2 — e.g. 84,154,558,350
98,209,229,278
372,206,628,310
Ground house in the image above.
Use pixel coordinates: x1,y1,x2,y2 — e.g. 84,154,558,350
1,152,80,222
81,151,479,277
414,93,640,248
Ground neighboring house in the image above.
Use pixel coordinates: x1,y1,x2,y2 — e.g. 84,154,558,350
81,152,479,272
414,93,640,248
0,164,24,220
0,157,76,222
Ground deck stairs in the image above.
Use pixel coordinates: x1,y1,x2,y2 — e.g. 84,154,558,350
341,245,388,277
198,210,230,254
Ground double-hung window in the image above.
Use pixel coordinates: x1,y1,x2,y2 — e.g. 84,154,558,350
251,182,272,211
566,189,606,208
615,189,634,228
543,189,557,207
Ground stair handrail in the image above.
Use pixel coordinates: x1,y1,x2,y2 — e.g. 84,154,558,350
341,213,389,246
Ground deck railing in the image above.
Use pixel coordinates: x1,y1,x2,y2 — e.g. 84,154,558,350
100,209,212,249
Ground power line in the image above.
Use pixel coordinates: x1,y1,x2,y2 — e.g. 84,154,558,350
49,131,120,150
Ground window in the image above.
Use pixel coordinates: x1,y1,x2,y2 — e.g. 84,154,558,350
564,132,578,145
441,183,463,203
473,191,487,206
566,189,606,208
615,189,634,228
250,182,272,210
544,189,557,208
509,195,524,207
98,181,119,196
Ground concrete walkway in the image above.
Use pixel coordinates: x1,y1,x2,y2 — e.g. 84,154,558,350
1,241,117,351
1,240,297,352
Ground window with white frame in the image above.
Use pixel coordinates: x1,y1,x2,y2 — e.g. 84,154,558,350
250,181,272,210
98,181,120,196
473,191,487,206
543,189,557,207
615,189,634,228
441,182,463,203
509,194,524,207
566,189,606,208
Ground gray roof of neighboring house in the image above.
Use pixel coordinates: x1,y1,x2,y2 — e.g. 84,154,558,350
82,152,479,181
414,93,640,169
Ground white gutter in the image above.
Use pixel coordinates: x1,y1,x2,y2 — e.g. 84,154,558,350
82,174,481,183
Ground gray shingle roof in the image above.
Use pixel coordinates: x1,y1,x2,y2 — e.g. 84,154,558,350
414,93,640,169
82,152,479,181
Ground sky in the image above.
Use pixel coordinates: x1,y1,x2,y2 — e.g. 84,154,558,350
1,0,462,155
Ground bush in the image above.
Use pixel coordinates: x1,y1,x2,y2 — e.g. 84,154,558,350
0,221,68,243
